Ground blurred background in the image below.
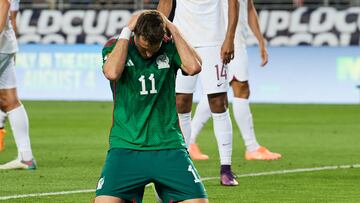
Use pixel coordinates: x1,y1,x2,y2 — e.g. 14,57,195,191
14,0,360,103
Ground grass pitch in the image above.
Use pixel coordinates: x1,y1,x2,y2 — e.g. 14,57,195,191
0,101,359,202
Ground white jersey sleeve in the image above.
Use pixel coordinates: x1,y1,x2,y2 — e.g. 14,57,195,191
173,0,226,47
223,0,249,48
0,0,18,54
10,0,20,12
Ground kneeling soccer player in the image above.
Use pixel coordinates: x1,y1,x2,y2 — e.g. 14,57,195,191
94,10,208,203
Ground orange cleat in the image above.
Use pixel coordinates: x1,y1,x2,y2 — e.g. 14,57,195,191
245,146,282,161
188,143,209,160
0,128,6,152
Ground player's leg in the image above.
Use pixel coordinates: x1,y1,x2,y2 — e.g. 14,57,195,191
0,88,36,169
175,69,198,146
0,109,7,151
197,46,237,186
181,199,209,203
229,46,281,161
0,54,9,152
154,149,208,203
176,93,193,146
208,93,237,186
0,53,35,170
189,95,211,160
95,149,148,203
94,196,127,203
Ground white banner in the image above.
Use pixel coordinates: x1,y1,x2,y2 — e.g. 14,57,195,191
15,45,360,103
17,7,360,46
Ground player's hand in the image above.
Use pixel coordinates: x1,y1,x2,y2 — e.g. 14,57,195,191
160,12,175,36
259,46,268,67
221,38,235,65
128,12,142,31
159,12,171,26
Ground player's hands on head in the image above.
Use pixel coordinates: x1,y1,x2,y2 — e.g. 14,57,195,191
161,13,172,28
159,12,174,35
221,38,235,65
128,12,142,31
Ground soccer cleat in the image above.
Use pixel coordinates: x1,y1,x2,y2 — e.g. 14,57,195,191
0,128,6,152
220,171,239,186
188,143,209,160
220,165,238,186
0,159,37,170
245,146,282,161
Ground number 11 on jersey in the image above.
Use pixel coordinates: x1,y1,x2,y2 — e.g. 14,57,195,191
139,73,158,95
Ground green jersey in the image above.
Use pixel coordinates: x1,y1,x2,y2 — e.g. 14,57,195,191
102,36,186,150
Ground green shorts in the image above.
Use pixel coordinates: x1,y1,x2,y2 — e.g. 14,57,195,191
95,148,207,202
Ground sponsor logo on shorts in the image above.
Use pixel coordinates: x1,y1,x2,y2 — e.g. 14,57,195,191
217,83,225,87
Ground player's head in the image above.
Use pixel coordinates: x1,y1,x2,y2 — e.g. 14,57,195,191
134,10,166,59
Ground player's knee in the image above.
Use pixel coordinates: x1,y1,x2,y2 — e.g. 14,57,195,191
176,94,193,113
0,98,21,112
208,94,227,113
209,102,227,113
232,81,250,98
234,89,250,98
94,196,125,203
181,198,209,203
176,101,192,113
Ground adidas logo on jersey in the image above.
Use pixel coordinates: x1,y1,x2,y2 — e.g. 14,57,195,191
126,59,134,67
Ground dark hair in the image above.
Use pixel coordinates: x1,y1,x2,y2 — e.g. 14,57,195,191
134,10,166,46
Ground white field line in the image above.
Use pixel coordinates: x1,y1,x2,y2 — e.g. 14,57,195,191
202,163,360,181
0,189,95,201
1,163,359,201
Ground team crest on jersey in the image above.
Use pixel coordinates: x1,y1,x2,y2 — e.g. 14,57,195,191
156,54,170,69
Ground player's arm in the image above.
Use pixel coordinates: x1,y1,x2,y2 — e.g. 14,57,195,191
157,0,173,18
10,12,17,35
103,13,139,81
10,0,19,37
221,0,239,64
0,0,10,32
102,36,129,81
248,0,268,67
166,19,201,76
